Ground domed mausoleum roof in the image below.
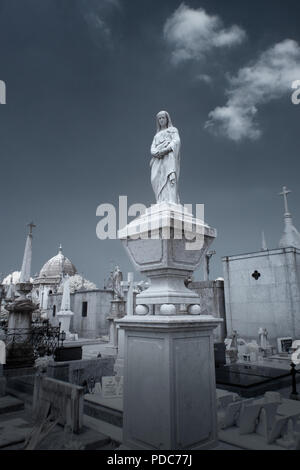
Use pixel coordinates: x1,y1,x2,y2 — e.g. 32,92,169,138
39,245,77,279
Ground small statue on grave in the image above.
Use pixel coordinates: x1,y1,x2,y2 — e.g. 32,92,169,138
112,266,124,300
258,328,268,350
231,330,238,350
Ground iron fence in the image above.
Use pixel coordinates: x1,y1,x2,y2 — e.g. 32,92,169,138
4,319,63,358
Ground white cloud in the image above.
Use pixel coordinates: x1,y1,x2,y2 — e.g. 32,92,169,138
196,74,213,84
163,3,246,65
205,39,300,141
84,11,111,38
79,0,120,45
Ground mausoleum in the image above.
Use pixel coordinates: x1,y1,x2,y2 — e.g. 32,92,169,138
223,187,300,345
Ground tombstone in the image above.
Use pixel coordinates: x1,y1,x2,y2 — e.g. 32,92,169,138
102,376,123,399
277,337,293,354
239,403,262,435
247,340,260,362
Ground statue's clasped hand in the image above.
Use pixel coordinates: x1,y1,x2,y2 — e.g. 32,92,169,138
157,145,172,159
169,172,176,186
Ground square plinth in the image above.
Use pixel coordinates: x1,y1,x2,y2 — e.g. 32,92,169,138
116,315,222,450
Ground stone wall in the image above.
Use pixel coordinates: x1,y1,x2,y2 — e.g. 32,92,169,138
222,247,300,344
48,289,114,339
190,280,226,342
46,357,115,387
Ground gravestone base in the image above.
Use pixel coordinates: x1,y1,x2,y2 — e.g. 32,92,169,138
54,346,82,362
5,342,35,369
116,314,221,450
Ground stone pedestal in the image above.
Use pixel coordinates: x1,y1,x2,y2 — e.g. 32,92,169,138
110,299,126,317
105,300,126,355
116,315,222,450
117,202,220,449
5,283,37,369
56,310,74,339
114,328,125,375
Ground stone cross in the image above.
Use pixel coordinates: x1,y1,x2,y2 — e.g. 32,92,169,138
261,231,268,251
28,222,36,236
121,273,134,316
279,186,291,215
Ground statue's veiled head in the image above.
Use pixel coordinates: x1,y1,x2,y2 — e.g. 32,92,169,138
156,110,173,132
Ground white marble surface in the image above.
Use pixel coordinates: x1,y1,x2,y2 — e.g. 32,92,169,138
119,315,222,450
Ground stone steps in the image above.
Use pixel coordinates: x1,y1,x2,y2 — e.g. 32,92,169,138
84,398,123,428
0,396,24,416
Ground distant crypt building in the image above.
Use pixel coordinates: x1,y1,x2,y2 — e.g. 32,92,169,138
223,187,300,345
47,287,113,339
33,245,114,338
32,245,77,310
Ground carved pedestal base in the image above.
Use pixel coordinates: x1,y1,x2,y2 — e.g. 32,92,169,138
116,315,221,450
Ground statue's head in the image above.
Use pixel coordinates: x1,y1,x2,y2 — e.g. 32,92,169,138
156,110,173,132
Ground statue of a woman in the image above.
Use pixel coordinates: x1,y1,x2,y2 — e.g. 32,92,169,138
112,266,123,300
150,111,181,204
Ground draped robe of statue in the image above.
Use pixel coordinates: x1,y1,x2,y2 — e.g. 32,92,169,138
150,116,181,204
112,266,123,300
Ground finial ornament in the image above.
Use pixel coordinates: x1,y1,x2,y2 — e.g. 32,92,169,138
27,222,36,236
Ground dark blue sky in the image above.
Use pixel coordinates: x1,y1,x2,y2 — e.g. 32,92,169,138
0,0,299,284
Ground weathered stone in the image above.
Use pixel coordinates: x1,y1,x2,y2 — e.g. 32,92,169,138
33,376,84,433
116,315,221,450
